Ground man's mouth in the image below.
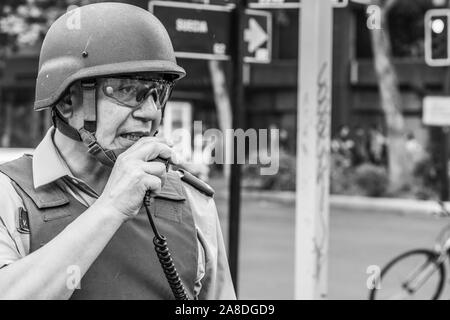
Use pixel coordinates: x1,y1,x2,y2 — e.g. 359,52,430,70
119,131,150,142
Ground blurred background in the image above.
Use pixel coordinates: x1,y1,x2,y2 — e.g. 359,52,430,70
3,0,450,299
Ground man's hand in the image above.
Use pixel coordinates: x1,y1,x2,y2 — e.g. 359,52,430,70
97,137,174,220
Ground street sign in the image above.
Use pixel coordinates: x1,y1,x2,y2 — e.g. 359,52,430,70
149,1,272,63
149,1,232,60
244,10,272,63
423,96,450,126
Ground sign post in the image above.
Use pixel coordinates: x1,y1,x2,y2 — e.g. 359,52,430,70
227,0,248,295
295,0,333,299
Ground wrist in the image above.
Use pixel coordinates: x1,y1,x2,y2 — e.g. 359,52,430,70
90,199,129,225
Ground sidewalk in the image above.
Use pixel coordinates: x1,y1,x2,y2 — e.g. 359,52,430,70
210,178,444,218
209,178,448,299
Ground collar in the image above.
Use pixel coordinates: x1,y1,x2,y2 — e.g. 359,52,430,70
32,127,186,201
32,127,76,189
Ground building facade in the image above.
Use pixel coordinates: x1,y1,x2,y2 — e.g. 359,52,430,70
0,1,444,153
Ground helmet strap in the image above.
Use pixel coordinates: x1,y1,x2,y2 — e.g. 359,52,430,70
78,80,121,167
78,128,118,167
53,79,121,168
81,80,97,133
52,108,82,141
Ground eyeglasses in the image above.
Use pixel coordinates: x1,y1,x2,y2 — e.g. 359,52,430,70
101,77,174,109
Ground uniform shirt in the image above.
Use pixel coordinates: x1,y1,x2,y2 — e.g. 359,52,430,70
0,127,235,300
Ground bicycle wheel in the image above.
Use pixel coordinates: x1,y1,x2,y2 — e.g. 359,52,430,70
369,249,446,300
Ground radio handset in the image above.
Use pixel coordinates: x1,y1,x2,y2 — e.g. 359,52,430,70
143,157,189,300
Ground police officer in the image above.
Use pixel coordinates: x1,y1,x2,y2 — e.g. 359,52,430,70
0,3,235,300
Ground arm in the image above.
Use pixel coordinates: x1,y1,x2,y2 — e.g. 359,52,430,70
0,201,125,299
0,137,173,299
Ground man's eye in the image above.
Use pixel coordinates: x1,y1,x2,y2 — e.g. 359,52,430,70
118,86,136,95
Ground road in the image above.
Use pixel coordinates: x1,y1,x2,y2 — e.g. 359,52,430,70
213,194,450,300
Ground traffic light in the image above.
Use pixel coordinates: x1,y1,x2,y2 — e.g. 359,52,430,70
425,9,450,67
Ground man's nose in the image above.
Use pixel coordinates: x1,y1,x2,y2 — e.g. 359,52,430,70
131,96,160,121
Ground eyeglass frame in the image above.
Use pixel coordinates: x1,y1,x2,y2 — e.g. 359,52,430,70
98,76,175,110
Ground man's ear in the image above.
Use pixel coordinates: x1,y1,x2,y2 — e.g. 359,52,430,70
55,93,73,119
56,82,83,119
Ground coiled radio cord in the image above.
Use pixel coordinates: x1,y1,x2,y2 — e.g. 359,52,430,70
144,189,189,300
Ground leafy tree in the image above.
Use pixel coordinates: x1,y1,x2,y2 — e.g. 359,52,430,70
367,0,441,191
0,0,90,54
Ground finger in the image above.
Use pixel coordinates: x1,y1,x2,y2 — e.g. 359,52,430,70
128,137,172,157
143,175,162,193
113,136,173,158
125,136,173,154
122,140,173,162
141,161,166,180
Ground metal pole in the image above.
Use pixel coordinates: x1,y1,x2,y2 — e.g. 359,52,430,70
228,0,247,295
441,66,450,201
441,127,449,201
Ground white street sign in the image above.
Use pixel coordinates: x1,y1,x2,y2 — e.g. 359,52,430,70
244,10,272,63
423,96,450,126
245,18,269,53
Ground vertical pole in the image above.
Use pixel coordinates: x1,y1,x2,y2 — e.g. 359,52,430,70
441,127,449,201
295,0,333,299
228,0,247,295
441,66,450,201
0,86,3,146
1,92,12,147
208,60,233,178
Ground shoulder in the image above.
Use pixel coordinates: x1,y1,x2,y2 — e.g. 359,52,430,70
163,169,217,217
0,172,29,260
175,170,219,227
0,172,23,208
0,171,26,234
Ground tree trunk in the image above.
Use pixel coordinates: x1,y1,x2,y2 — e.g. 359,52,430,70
369,0,412,191
208,60,233,178
1,95,12,147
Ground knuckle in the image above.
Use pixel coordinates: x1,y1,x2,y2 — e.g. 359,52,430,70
116,153,129,164
145,176,161,191
156,162,166,174
152,176,162,187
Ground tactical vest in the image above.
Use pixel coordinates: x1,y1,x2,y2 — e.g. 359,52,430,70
0,155,198,300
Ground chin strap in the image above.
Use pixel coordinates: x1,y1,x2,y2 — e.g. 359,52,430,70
52,80,123,167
